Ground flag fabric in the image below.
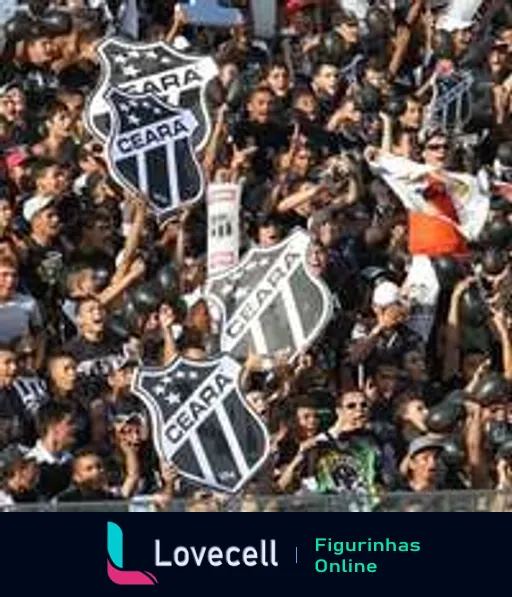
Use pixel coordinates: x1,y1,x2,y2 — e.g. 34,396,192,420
132,354,270,493
206,229,333,362
367,153,490,242
86,37,218,150
106,89,204,220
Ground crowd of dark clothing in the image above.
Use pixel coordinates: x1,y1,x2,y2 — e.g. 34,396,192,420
0,0,511,511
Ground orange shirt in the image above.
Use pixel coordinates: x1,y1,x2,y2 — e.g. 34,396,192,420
408,178,469,257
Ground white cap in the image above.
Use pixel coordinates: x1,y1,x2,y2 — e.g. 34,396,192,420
173,36,191,51
23,196,55,223
436,15,473,32
372,281,402,308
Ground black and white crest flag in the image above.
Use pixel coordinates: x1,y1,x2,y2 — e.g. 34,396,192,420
132,354,270,493
86,37,218,150
206,229,333,361
425,70,474,133
105,89,204,219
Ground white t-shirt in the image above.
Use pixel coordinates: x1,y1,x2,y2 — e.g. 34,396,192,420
0,490,14,508
26,440,72,466
0,293,43,343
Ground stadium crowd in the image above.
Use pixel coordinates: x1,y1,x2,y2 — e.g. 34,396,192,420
0,0,511,511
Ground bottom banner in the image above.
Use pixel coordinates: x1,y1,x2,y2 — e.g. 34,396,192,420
0,512,504,594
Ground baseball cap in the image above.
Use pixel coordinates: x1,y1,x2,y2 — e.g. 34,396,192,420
173,36,191,51
111,401,147,427
339,10,359,26
436,15,473,32
361,267,388,285
492,38,508,51
286,0,317,14
113,354,139,372
23,195,55,223
308,207,336,230
5,147,29,169
407,435,444,459
0,444,33,476
418,126,447,148
372,280,403,308
0,81,22,96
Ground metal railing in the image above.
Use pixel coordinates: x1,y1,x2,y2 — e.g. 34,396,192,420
3,490,512,512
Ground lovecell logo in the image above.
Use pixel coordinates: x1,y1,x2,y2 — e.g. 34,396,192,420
107,522,158,585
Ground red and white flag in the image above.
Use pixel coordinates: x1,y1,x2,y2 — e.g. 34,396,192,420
367,153,490,241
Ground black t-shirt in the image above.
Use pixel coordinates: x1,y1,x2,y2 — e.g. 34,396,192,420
6,488,42,504
64,334,127,383
272,93,293,123
232,120,291,180
296,117,339,158
57,485,119,503
20,237,66,314
0,385,33,449
37,461,72,500
1,62,59,114
104,444,159,496
367,325,424,365
49,398,91,449
314,92,337,126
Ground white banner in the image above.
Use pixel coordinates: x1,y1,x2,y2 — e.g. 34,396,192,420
339,0,370,22
179,0,244,27
0,0,17,26
119,0,139,39
250,0,277,39
367,153,489,241
437,0,483,28
207,183,241,276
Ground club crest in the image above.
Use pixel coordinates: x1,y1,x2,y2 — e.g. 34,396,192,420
131,354,270,493
105,89,204,220
425,70,474,133
206,229,333,361
86,37,218,150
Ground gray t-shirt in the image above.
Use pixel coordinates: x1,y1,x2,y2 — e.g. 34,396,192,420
0,293,43,343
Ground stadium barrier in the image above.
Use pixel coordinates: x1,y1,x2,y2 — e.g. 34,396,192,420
3,490,512,512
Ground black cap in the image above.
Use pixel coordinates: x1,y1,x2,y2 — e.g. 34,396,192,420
340,10,359,26
419,126,448,147
0,444,32,476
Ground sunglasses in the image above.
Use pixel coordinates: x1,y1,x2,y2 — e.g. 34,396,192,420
426,143,448,151
345,401,369,410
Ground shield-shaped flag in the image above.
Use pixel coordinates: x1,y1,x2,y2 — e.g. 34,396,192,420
131,354,270,493
206,229,333,361
425,70,474,133
105,88,204,219
86,37,218,150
